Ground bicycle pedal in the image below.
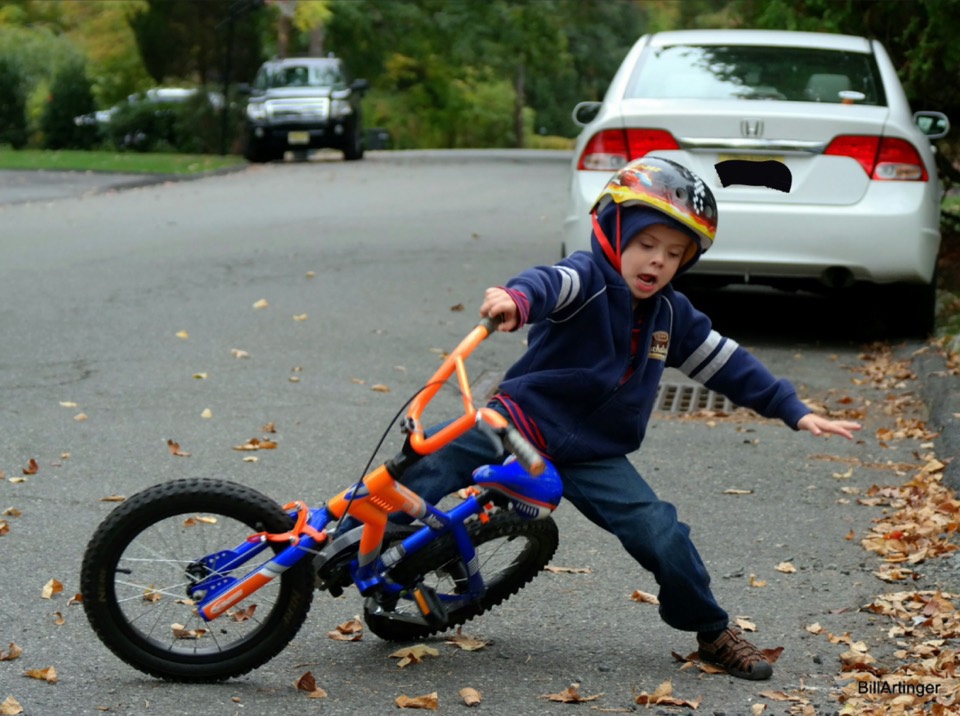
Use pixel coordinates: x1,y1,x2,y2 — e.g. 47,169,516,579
411,584,448,627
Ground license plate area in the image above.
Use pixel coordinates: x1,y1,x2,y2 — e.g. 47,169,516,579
288,131,310,145
715,154,790,192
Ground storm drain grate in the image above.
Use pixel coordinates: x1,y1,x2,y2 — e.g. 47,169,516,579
655,382,734,414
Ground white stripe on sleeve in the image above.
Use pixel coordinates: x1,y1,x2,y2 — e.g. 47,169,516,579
678,330,722,376
691,337,739,383
553,266,581,312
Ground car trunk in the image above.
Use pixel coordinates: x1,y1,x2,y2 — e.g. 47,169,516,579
616,99,889,206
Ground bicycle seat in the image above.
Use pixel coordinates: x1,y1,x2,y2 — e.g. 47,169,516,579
472,458,562,520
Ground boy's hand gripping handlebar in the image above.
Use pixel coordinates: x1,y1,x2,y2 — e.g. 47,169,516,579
405,317,545,476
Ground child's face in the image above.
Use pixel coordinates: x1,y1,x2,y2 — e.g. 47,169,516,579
620,224,692,304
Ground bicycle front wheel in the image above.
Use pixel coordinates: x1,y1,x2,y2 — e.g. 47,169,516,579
80,478,314,681
364,510,558,641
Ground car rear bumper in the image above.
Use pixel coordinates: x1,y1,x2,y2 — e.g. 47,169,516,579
563,175,940,286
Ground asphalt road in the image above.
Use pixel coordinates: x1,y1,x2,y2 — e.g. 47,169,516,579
0,152,955,715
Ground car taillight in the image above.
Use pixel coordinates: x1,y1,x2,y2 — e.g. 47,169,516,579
577,129,678,170
824,135,928,181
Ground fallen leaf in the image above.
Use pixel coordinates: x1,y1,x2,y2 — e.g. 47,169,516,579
41,579,63,600
233,438,277,451
306,271,315,279
23,459,38,475
445,627,488,651
0,520,8,536
262,422,276,433
171,623,207,639
192,372,207,380
395,692,439,710
99,495,126,502
629,589,660,605
749,574,767,588
167,439,190,457
59,401,78,408
544,565,592,574
71,412,88,422
775,562,797,574
201,408,213,419
175,330,189,339
459,687,482,706
634,680,699,709
724,488,754,495
672,650,727,674
293,313,308,321
52,612,64,626
143,587,162,603
293,671,327,698
752,704,767,715
289,376,301,383
2,507,22,517
450,303,465,312
1,643,23,661
228,605,257,622
735,616,757,632
22,666,57,683
390,644,438,668
833,467,854,479
805,622,824,635
231,348,249,359
8,478,27,484
0,696,22,715
327,617,363,641
542,683,603,703
242,456,259,463
252,298,269,309
370,384,391,393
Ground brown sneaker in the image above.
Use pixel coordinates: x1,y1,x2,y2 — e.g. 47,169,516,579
697,627,773,680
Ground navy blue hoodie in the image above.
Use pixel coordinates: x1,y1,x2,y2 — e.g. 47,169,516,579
495,205,811,463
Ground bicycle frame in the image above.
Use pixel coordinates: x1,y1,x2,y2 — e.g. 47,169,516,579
192,317,526,623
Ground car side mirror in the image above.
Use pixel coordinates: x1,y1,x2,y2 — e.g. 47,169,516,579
572,101,602,127
914,111,950,140
351,79,369,94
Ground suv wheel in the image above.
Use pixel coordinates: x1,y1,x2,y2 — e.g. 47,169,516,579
343,125,364,161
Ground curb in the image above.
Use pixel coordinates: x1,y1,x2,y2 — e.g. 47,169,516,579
913,347,960,491
90,162,251,195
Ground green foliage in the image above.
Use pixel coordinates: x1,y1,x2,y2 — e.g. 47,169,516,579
0,55,28,148
128,0,263,85
103,90,229,154
41,61,98,149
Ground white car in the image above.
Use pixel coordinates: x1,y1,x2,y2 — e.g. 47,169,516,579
563,29,950,335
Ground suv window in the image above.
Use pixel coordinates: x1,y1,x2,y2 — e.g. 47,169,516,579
626,44,886,105
254,62,346,91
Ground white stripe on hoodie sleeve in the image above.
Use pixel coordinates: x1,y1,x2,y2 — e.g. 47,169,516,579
553,266,581,312
679,330,740,383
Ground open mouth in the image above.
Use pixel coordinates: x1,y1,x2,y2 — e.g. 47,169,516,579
635,274,657,292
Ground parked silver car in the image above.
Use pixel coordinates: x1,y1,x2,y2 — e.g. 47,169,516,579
564,29,950,335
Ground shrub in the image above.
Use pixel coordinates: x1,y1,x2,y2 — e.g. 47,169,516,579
41,62,98,149
0,56,29,148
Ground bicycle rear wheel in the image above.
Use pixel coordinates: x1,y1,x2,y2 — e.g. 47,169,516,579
80,478,314,681
364,510,558,641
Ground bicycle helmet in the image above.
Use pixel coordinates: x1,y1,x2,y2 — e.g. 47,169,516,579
591,157,718,271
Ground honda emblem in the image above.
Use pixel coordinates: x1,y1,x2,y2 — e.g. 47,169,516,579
740,120,764,137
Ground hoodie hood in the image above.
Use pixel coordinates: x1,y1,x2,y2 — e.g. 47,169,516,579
590,204,703,278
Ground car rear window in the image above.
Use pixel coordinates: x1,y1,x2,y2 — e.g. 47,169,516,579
626,44,886,106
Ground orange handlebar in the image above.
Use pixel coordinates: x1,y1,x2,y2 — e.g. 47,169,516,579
407,318,498,455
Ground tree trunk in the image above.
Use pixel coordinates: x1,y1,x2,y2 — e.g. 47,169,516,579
514,61,525,149
278,14,290,58
309,25,325,56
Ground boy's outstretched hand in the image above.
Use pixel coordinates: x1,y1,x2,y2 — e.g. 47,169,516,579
480,287,520,332
797,413,861,440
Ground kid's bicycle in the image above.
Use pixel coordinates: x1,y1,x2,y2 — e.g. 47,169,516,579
80,317,563,681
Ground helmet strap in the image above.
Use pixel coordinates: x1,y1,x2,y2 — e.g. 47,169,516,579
591,207,622,273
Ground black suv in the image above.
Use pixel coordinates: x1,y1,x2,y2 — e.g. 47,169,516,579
243,57,368,162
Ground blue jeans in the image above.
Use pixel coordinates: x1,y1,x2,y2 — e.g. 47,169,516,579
398,408,729,634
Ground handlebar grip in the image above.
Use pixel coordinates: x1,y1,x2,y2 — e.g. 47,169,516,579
479,315,501,335
501,425,545,476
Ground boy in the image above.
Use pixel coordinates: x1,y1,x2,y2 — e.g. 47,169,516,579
401,157,861,680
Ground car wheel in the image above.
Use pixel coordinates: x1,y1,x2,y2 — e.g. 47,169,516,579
877,274,937,338
343,125,364,161
244,138,273,163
